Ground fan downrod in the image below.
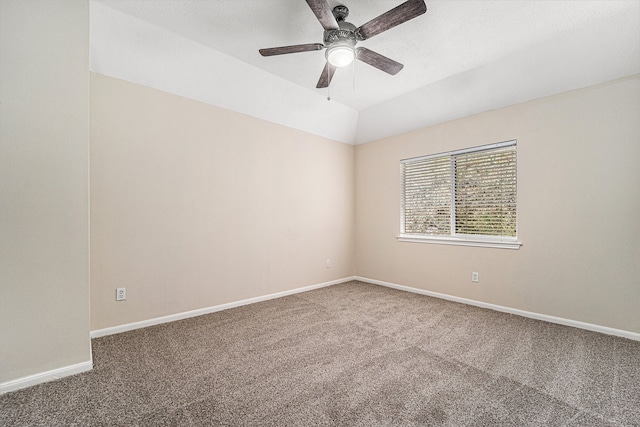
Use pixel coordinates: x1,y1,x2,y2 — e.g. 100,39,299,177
332,5,349,22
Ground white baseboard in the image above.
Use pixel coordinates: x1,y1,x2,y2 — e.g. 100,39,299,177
91,276,357,338
355,276,640,342
6,275,634,396
0,360,93,395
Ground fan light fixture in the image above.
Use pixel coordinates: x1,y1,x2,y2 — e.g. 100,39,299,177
327,45,355,67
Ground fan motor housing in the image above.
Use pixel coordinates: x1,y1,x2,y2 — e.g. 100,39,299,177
323,21,357,49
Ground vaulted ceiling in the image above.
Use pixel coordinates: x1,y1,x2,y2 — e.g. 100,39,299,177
90,0,640,144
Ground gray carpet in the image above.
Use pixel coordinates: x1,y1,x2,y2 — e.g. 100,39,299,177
1,280,639,426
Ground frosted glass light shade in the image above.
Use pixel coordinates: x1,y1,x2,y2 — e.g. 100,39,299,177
327,46,355,68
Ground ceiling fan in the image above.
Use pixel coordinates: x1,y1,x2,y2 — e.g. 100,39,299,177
259,0,427,89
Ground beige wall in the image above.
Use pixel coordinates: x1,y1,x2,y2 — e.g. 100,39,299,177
90,73,355,330
0,1,91,383
355,75,640,333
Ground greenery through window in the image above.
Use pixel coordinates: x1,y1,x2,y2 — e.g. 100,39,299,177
401,141,517,240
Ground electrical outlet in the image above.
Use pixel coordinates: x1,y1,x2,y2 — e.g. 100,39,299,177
116,287,126,301
325,259,331,268
471,272,479,283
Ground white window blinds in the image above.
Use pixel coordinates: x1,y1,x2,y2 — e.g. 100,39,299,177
454,146,517,237
401,141,517,240
402,155,451,235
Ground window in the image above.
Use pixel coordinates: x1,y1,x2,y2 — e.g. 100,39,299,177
399,140,521,249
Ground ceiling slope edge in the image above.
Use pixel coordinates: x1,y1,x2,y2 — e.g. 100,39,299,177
355,7,640,145
90,1,358,145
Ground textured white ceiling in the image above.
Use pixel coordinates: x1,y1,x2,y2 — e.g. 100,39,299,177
90,0,640,144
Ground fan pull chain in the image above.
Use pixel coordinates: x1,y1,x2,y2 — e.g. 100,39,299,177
352,58,356,91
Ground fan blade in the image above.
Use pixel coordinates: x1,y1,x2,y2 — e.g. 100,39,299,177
355,0,427,41
356,47,404,75
316,62,336,88
305,0,339,31
259,43,324,56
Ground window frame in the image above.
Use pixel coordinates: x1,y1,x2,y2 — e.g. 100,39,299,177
398,140,522,250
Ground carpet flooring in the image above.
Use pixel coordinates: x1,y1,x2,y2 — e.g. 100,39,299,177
1,280,639,426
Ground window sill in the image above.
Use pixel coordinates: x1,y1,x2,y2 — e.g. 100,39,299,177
397,234,522,250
